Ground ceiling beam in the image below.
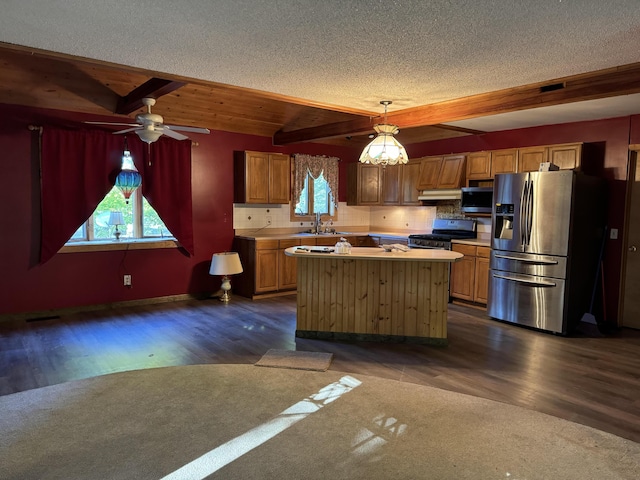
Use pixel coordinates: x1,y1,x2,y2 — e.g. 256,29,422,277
115,78,186,114
274,62,640,145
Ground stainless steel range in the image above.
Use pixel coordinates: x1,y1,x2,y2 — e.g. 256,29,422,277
408,218,477,250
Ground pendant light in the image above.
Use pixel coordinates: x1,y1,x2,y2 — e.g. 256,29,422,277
359,100,408,166
115,137,142,204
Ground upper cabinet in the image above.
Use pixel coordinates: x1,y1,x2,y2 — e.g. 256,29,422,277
347,163,382,205
466,143,586,185
490,149,518,177
234,151,291,204
347,161,423,206
416,154,466,190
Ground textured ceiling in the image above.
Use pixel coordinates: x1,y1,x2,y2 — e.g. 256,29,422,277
1,0,640,134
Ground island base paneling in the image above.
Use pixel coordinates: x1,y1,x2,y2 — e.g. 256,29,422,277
295,256,449,344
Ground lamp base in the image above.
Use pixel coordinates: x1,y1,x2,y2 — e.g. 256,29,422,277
219,276,232,303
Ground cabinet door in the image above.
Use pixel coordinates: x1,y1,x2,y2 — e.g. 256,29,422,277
491,149,518,177
466,151,492,181
268,154,291,204
246,152,270,203
548,143,582,170
437,155,466,188
278,240,299,291
401,161,422,205
381,165,402,205
357,164,382,205
518,146,547,173
474,256,490,304
255,249,279,293
450,244,476,301
416,157,442,190
450,255,475,301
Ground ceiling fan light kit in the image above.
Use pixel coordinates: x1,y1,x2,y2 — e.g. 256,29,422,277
359,100,408,166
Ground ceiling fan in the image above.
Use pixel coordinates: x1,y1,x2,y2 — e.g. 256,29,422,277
86,97,210,143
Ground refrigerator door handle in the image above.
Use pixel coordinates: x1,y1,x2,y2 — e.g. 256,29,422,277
526,179,534,245
520,180,529,246
492,273,557,287
494,254,559,265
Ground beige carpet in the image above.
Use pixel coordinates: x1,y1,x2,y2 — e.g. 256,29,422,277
1,365,639,480
255,349,334,371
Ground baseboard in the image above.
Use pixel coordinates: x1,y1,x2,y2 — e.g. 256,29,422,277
0,293,211,323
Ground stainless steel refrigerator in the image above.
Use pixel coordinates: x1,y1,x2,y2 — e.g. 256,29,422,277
487,170,606,334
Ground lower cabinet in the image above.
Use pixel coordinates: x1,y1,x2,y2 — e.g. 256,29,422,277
450,244,490,306
234,238,302,298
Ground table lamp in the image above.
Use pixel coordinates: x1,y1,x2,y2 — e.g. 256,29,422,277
209,252,243,302
108,211,125,241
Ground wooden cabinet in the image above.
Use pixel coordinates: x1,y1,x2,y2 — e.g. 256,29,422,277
233,237,301,298
401,161,423,205
347,163,381,205
548,143,582,170
474,248,490,304
518,146,547,173
490,149,518,177
381,165,402,205
349,162,422,206
466,151,492,181
234,151,291,204
450,244,491,305
416,154,466,190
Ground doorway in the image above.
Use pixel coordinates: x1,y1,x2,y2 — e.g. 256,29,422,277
622,149,640,329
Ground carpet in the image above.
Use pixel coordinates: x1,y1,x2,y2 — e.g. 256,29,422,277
255,349,333,371
1,365,639,480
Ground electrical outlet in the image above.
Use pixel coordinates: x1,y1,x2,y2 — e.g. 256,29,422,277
266,216,272,225
123,274,132,286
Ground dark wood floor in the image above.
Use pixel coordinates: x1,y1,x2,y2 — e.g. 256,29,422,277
1,295,640,443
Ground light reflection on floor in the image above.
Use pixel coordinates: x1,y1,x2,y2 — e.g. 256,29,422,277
160,375,362,480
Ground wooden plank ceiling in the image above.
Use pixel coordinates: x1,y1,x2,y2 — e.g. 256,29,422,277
2,42,640,148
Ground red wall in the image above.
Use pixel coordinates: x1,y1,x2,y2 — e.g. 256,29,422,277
2,104,639,325
0,105,360,315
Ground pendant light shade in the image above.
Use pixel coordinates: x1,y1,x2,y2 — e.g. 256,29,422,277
115,138,142,204
359,101,408,166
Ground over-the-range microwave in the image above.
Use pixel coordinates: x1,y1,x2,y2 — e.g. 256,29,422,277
460,187,493,214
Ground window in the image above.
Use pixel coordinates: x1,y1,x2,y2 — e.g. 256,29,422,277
291,154,340,221
67,187,174,243
294,170,336,217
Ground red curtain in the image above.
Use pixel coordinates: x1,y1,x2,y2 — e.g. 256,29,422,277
139,138,194,255
40,128,193,264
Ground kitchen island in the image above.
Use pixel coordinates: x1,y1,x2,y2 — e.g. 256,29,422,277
284,246,463,345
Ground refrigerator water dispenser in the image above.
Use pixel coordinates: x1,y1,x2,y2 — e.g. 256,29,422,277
494,203,514,239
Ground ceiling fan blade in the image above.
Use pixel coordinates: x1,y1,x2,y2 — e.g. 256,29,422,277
160,128,189,141
164,124,210,134
113,127,141,135
85,121,140,127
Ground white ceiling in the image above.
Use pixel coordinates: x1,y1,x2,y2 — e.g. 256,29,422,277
2,0,640,131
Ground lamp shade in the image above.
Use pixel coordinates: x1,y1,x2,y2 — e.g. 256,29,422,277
359,124,409,166
209,252,243,276
108,211,124,226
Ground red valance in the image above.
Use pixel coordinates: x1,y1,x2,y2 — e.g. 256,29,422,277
40,127,194,263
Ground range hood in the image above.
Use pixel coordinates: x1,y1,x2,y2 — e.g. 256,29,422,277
417,189,462,201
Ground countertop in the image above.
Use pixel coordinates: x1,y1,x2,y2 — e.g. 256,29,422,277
284,246,463,262
235,231,413,241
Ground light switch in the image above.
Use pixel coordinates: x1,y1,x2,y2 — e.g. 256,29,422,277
610,228,618,240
